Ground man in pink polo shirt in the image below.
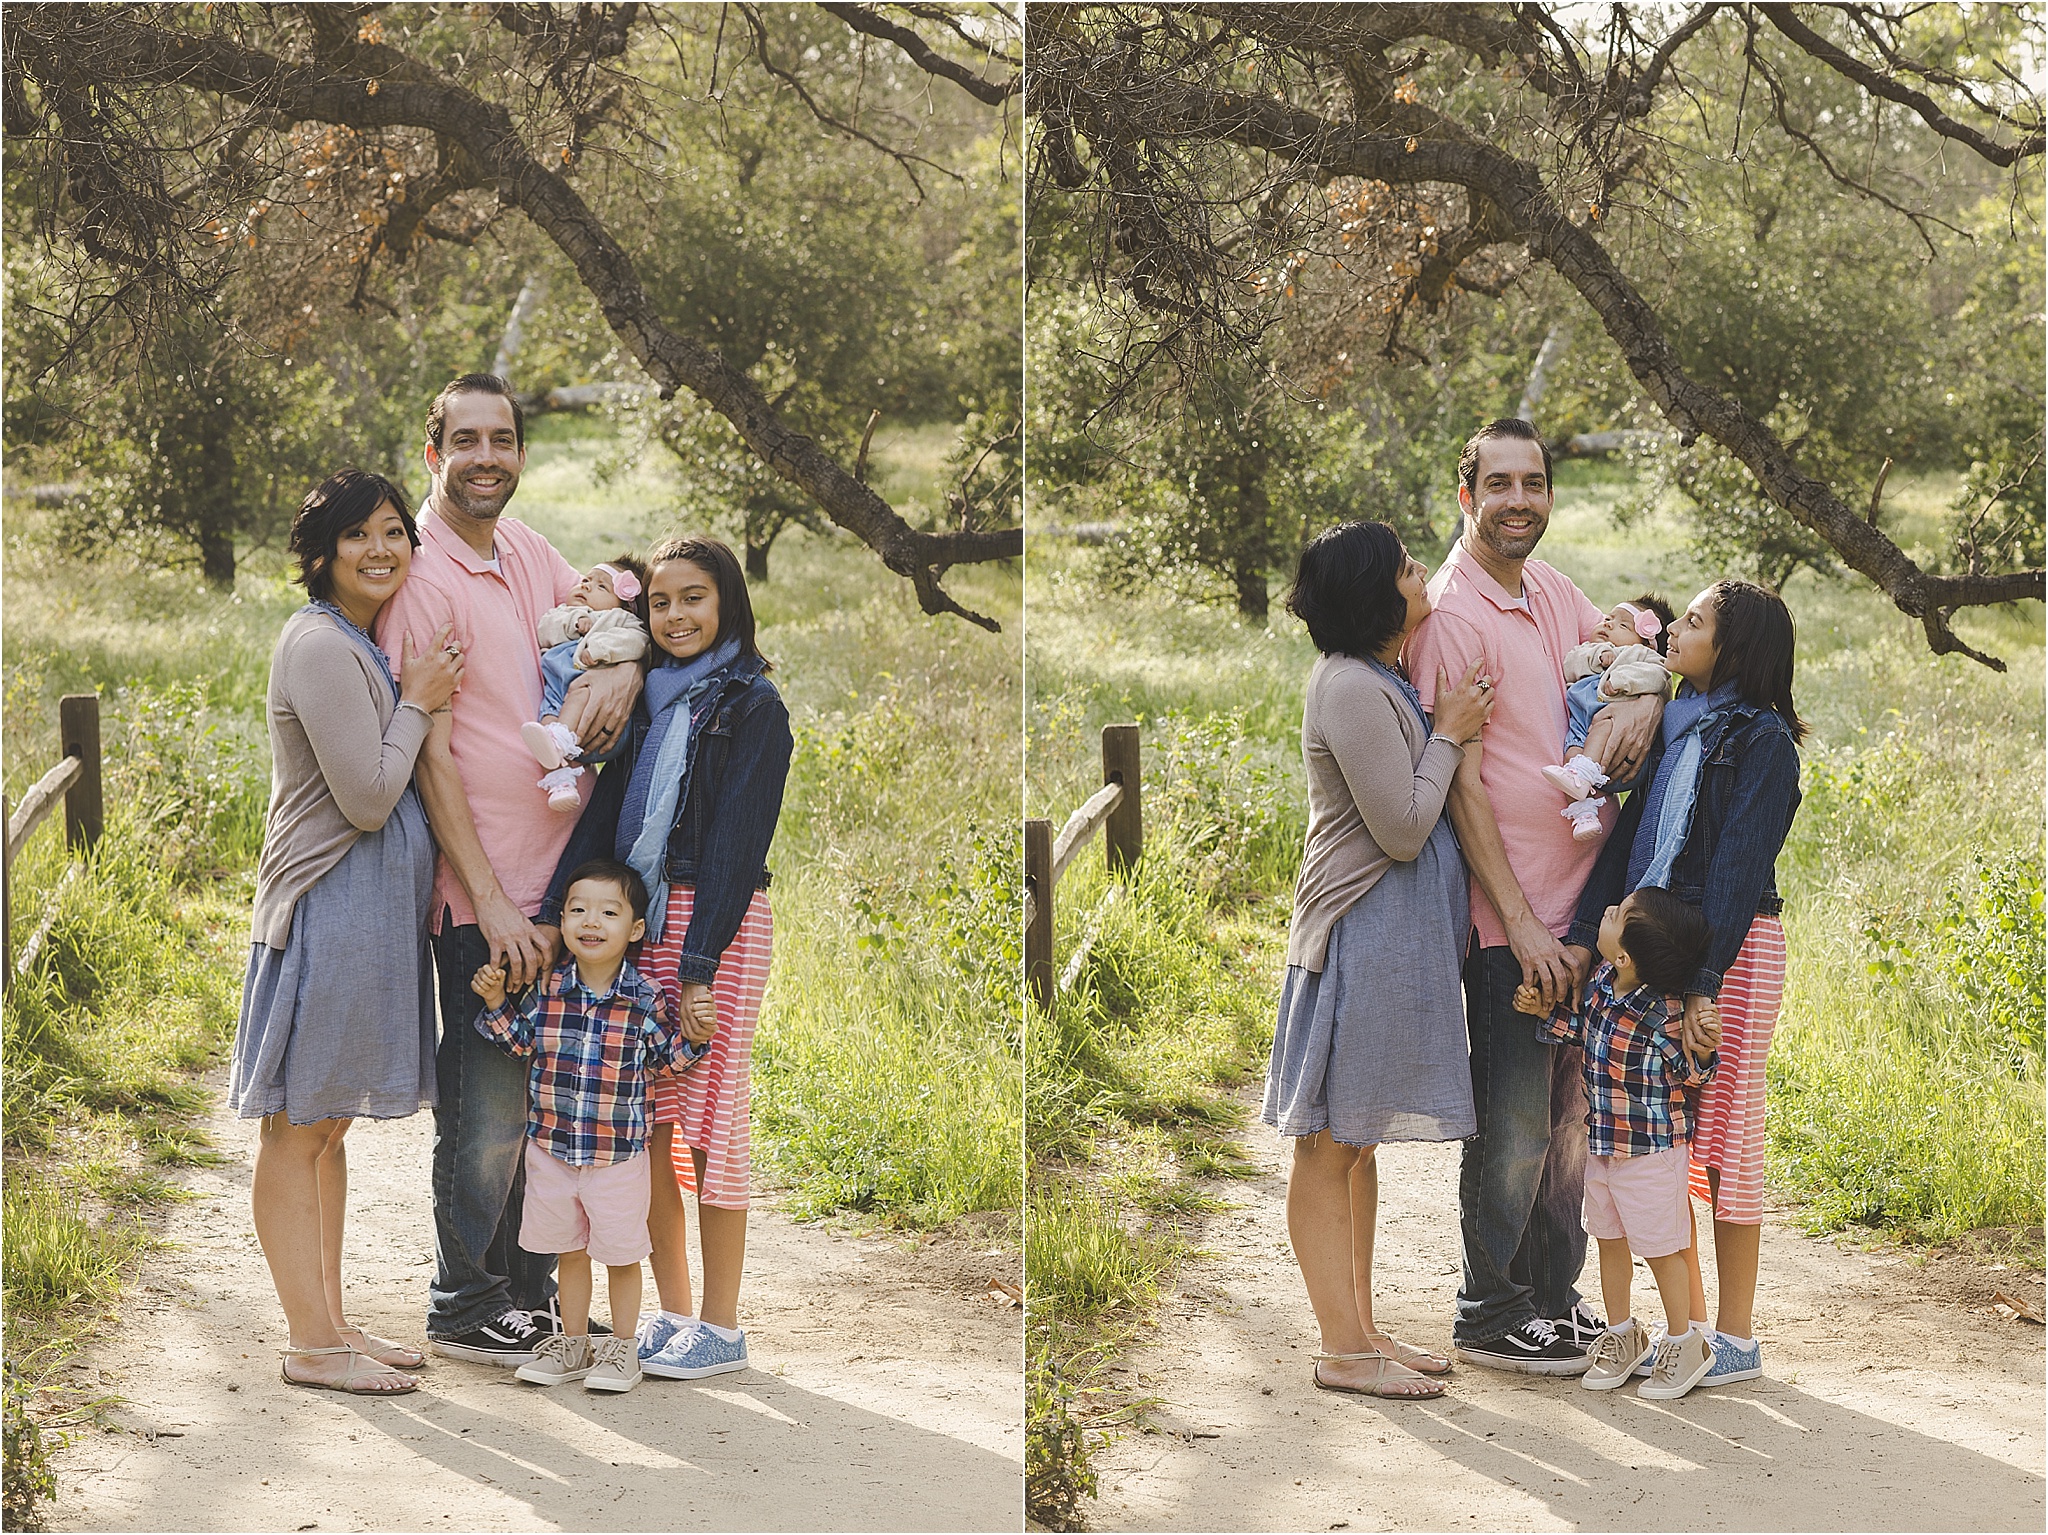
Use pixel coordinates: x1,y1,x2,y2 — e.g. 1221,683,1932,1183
377,374,641,1367
1408,418,1662,1376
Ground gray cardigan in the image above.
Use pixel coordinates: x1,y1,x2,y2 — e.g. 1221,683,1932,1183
250,608,432,948
1286,653,1465,972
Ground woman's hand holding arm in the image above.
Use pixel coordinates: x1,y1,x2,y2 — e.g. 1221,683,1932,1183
1431,660,1495,744
399,624,463,714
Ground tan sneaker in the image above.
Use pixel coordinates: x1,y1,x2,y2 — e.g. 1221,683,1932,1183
1639,1327,1713,1399
515,1332,595,1385
584,1335,643,1393
1580,1319,1654,1390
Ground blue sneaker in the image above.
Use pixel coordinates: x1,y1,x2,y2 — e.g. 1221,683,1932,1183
1699,1332,1763,1385
642,1324,749,1380
637,1313,699,1362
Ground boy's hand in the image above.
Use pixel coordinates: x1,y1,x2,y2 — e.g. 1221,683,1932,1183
1512,981,1549,1017
677,981,718,1045
471,963,508,1011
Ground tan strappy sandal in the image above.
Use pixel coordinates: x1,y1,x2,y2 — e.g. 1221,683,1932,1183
1311,1349,1445,1400
337,1324,426,1370
281,1344,418,1395
1363,1331,1453,1375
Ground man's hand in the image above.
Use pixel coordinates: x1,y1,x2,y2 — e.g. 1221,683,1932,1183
1600,693,1665,785
476,892,551,989
1506,915,1575,1009
559,663,642,756
470,963,508,1012
533,923,563,972
677,981,718,1045
1681,994,1721,1062
1561,943,1595,991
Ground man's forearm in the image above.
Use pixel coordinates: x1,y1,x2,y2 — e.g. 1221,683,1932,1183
1447,759,1540,939
415,732,509,914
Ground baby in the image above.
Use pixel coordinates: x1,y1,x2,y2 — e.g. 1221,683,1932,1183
1543,595,1674,842
523,557,650,812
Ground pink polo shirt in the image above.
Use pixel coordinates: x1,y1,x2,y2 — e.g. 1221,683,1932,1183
377,509,583,932
1407,541,1607,948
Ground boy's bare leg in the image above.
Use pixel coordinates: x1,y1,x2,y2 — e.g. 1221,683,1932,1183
1595,1236,1635,1326
1645,1250,1695,1336
646,1124,697,1317
694,1146,748,1332
606,1263,643,1342
556,1250,594,1336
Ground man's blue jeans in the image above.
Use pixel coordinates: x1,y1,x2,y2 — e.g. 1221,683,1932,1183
427,921,556,1337
1454,942,1589,1345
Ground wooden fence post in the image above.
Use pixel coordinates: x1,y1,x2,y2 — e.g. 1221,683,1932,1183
1101,723,1141,877
1024,817,1054,1011
59,694,102,853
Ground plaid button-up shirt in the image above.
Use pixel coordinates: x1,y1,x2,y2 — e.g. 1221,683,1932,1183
1541,962,1717,1158
476,958,701,1167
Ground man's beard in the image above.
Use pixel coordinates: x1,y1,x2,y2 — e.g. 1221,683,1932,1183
442,469,518,519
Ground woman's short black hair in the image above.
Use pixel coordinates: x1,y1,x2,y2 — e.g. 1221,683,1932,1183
643,534,771,671
1620,887,1713,996
1285,520,1409,660
290,468,416,602
1706,580,1807,744
562,858,649,921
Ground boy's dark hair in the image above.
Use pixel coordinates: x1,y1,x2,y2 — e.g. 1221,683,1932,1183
1706,580,1807,744
1620,887,1713,996
290,468,417,602
1285,520,1410,660
1629,592,1676,656
1457,416,1553,495
426,372,525,451
643,534,771,671
564,859,649,922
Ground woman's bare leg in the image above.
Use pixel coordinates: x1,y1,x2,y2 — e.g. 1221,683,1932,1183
1289,1133,1433,1396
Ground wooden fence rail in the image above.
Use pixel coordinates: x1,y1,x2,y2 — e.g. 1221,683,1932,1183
3,694,103,995
1025,723,1140,1011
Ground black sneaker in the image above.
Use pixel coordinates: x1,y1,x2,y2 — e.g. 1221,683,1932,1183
1455,1317,1592,1376
1549,1300,1608,1353
430,1308,542,1366
529,1301,611,1340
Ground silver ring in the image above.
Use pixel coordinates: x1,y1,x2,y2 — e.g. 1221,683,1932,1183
1477,678,1493,691
444,645,461,659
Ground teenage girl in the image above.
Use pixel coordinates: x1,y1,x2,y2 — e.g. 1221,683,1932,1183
542,535,793,1379
1565,579,1804,1388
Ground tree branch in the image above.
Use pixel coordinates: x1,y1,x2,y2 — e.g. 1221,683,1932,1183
815,2,1020,106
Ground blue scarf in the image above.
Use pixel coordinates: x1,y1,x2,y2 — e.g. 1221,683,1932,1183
1633,680,1740,891
310,601,399,703
620,636,743,941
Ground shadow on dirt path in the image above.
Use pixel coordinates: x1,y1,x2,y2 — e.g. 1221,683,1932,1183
1086,1089,2044,1533
46,1073,1022,1533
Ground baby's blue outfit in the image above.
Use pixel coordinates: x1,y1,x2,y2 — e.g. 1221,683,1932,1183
1564,672,1606,755
539,641,624,763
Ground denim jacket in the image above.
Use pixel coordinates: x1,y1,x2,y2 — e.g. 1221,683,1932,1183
541,653,793,986
1567,696,1801,1000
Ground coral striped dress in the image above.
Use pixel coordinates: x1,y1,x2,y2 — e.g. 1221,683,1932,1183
1687,914,1786,1224
631,886,774,1211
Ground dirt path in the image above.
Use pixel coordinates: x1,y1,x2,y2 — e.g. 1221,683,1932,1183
45,1071,1022,1533
1084,1087,2045,1533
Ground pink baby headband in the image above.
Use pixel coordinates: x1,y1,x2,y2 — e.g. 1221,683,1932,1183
1616,602,1662,641
596,564,641,602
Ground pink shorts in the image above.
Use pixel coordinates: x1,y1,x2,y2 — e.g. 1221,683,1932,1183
518,1140,652,1267
1582,1146,1693,1258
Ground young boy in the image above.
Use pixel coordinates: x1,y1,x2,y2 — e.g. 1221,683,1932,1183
472,860,715,1392
1519,887,1718,1399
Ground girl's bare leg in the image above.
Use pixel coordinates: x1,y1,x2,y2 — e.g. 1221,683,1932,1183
1705,1167,1761,1336
556,1250,594,1335
1683,1200,1709,1326
646,1124,696,1318
693,1146,747,1332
